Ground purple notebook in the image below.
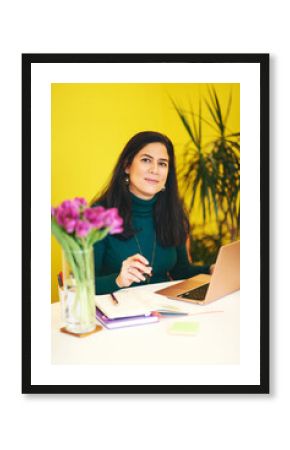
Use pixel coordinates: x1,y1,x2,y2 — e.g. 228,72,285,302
96,307,159,329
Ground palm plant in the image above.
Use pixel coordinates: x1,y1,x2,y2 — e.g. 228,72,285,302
171,86,240,265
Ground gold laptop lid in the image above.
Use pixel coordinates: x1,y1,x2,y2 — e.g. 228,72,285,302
155,241,240,305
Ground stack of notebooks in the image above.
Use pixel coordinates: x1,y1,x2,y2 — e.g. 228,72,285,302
95,307,159,328
95,289,190,329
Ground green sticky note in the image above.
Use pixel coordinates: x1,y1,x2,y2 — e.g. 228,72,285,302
168,321,199,335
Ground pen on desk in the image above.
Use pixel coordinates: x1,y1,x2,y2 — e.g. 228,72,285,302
157,311,189,317
110,292,119,305
57,272,63,288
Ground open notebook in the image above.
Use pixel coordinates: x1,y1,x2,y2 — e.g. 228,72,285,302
94,289,192,319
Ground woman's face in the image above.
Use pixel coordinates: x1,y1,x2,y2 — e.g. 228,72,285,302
125,142,169,200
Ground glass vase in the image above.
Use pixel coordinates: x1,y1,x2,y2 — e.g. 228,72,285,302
60,246,96,334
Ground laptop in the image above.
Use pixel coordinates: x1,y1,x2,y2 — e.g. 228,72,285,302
155,240,240,305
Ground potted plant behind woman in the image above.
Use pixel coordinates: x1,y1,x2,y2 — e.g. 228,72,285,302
171,85,240,267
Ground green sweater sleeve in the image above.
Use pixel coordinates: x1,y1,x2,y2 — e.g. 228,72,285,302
93,239,120,295
169,245,210,280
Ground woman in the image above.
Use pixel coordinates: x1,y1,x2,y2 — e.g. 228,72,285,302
92,131,210,294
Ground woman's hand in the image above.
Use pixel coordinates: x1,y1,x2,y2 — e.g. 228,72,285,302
115,253,152,288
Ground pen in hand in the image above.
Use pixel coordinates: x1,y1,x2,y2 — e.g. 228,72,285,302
110,292,119,305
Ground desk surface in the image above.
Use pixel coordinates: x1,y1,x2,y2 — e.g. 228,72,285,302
51,281,240,365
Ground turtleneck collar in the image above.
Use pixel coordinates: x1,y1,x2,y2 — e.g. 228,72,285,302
130,192,158,217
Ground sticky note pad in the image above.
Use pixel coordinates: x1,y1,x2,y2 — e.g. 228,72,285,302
168,321,200,336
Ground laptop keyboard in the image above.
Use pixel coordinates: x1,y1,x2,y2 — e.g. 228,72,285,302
177,283,210,301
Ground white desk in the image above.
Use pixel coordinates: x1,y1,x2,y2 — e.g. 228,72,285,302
51,282,240,365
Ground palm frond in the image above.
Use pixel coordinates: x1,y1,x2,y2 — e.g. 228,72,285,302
170,97,198,147
223,90,232,127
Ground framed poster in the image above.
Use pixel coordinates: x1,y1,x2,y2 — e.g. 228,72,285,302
22,53,269,394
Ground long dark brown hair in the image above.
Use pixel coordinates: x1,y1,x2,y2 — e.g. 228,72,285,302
91,131,189,246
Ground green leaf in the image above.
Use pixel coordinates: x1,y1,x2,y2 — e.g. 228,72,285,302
204,97,219,128
212,87,223,130
51,219,83,283
224,90,232,127
170,97,198,147
87,227,110,247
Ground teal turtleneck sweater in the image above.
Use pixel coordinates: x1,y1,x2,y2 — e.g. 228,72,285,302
93,193,209,294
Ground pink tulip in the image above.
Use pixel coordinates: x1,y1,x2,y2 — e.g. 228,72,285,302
73,197,88,209
75,220,92,238
55,200,79,233
63,218,78,233
83,206,106,228
52,198,123,238
103,208,124,234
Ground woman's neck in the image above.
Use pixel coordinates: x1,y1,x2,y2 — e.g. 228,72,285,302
130,191,157,216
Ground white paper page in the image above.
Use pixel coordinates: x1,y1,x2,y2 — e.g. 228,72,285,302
94,291,152,319
94,289,211,318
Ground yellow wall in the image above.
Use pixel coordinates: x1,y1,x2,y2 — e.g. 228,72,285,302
51,83,240,302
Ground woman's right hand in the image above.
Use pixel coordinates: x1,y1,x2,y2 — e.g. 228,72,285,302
115,253,152,288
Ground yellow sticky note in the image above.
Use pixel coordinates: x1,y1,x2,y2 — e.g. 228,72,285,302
168,321,200,336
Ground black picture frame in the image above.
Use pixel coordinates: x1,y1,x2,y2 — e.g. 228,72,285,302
22,53,269,394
